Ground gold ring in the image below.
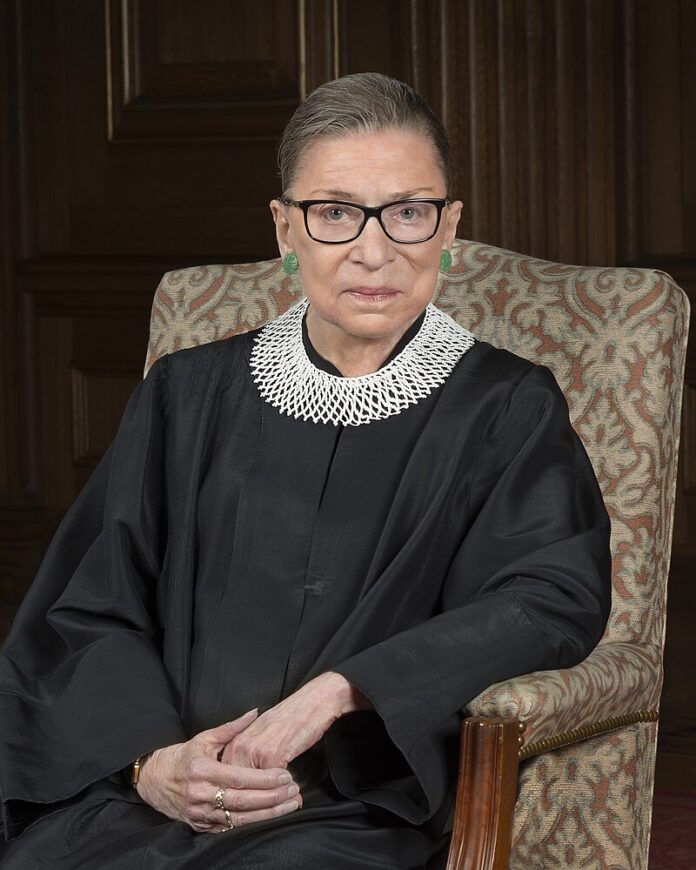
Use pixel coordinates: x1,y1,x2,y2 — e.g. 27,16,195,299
224,809,234,830
213,786,226,811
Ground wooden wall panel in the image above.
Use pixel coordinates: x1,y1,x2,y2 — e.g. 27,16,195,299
17,263,154,502
437,0,624,264
681,383,696,498
636,0,684,256
0,0,25,502
682,0,696,251
106,0,300,142
71,365,142,465
656,552,696,790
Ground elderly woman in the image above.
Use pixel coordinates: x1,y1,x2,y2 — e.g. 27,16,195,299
0,73,611,869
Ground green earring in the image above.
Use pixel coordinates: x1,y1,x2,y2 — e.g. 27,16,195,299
439,249,452,273
282,251,299,275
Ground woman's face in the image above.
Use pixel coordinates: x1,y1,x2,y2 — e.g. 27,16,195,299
270,127,463,344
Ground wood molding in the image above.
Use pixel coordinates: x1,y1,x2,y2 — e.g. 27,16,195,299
0,0,29,502
105,0,302,143
302,0,338,94
446,716,520,870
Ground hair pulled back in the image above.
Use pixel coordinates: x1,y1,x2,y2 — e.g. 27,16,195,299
277,72,453,199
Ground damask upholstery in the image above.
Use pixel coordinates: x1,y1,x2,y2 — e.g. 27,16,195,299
146,238,690,869
512,721,658,868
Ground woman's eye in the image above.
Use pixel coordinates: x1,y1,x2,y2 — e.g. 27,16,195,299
322,207,345,221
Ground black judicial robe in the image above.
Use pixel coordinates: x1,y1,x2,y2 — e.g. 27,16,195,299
0,308,612,868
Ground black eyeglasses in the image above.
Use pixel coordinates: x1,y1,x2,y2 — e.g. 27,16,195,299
279,197,450,244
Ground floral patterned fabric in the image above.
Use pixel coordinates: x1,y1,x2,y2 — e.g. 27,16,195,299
435,242,689,652
510,721,658,869
465,641,661,748
146,238,690,868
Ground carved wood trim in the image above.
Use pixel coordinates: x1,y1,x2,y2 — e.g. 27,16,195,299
446,716,521,870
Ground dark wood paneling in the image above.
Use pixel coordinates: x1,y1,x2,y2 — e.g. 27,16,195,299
636,0,684,256
106,0,300,142
337,0,414,81
656,552,696,790
0,0,26,502
438,0,624,264
302,0,338,95
682,0,696,251
16,261,170,504
683,383,696,496
0,508,61,640
71,364,141,465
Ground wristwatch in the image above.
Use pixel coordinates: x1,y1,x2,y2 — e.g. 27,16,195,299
128,753,152,788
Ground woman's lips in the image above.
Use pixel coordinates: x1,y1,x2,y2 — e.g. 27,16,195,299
345,287,399,302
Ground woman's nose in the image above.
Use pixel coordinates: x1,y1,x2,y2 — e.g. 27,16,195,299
349,215,395,267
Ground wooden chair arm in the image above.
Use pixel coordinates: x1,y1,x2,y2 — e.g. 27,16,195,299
445,716,521,870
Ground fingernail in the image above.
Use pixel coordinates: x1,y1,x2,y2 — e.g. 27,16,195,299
228,708,257,725
278,772,292,784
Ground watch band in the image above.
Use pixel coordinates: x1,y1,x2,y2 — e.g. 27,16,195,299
130,753,151,788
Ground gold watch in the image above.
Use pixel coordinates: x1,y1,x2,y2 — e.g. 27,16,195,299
130,753,151,787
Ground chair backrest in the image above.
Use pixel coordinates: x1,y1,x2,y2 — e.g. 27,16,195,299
146,238,690,652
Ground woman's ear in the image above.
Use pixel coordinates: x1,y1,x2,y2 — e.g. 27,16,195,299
269,199,291,255
444,199,463,247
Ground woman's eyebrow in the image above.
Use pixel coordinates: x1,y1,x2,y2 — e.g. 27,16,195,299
307,189,354,198
308,188,436,200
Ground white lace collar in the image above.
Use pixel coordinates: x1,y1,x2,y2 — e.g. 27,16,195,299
249,296,476,427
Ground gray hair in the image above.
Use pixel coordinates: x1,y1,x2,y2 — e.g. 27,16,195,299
277,72,453,199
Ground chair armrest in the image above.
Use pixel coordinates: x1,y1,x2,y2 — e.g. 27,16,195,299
464,642,661,751
445,717,521,870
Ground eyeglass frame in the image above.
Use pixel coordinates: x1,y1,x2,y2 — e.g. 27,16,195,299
278,196,451,244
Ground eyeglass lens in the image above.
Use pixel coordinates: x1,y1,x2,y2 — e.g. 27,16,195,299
306,201,439,243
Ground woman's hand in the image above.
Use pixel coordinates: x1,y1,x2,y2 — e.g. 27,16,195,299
219,672,374,771
135,709,303,833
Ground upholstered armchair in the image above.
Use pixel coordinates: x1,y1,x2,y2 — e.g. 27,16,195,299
145,239,690,870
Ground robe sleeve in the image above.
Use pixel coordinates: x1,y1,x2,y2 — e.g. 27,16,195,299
0,354,187,841
323,363,612,825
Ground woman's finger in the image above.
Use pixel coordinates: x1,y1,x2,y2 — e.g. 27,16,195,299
193,759,295,791
194,710,259,749
186,778,301,813
205,798,302,833
219,783,301,813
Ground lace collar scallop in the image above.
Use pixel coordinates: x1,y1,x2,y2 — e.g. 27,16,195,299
249,296,476,427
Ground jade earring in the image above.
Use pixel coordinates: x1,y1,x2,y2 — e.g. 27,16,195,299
439,249,452,274
282,251,299,275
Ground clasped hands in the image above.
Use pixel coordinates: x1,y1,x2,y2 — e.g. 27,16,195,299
135,671,373,834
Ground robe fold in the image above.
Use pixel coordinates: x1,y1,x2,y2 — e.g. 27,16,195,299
0,308,612,868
